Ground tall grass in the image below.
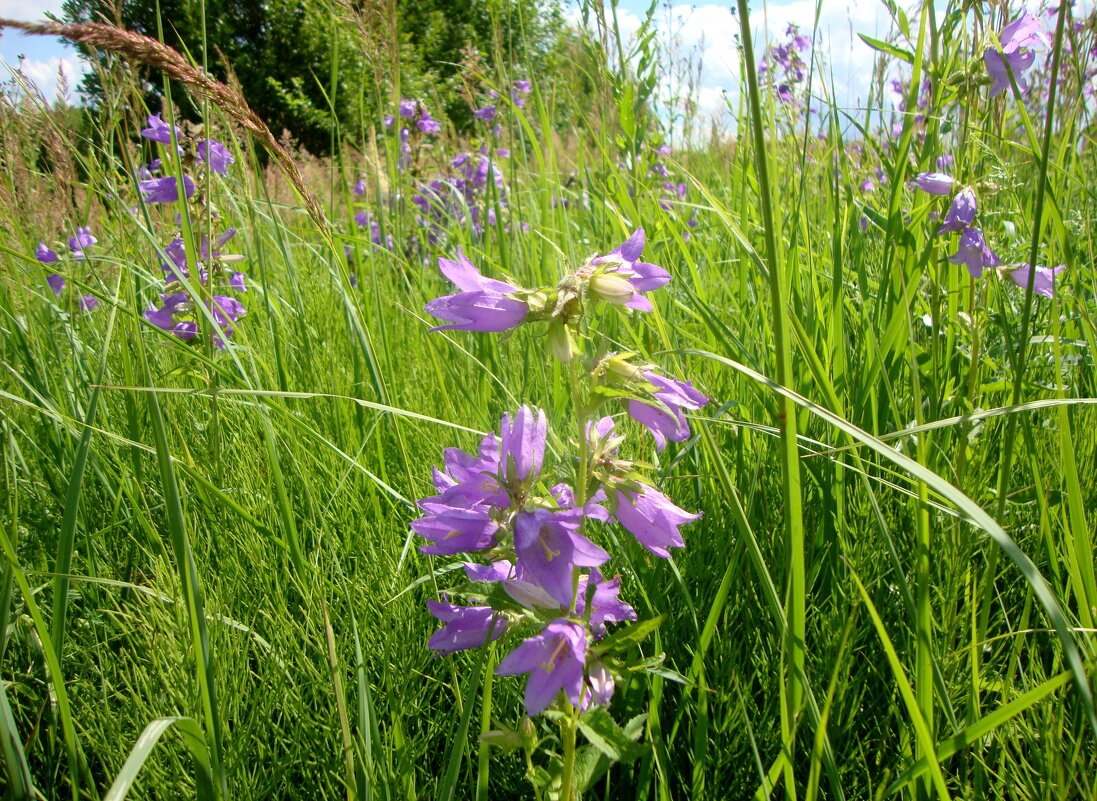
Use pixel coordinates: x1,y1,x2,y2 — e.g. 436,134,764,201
1,1,1095,798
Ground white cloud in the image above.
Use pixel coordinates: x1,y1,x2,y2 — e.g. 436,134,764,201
7,55,86,103
0,0,63,22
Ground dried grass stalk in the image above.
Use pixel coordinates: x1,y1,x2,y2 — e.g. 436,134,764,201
0,16,331,237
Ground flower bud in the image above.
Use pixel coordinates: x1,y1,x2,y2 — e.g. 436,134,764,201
604,353,642,381
548,319,575,364
589,273,635,305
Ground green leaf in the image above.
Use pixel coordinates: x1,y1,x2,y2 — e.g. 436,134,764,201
591,615,663,656
577,707,646,763
858,34,914,64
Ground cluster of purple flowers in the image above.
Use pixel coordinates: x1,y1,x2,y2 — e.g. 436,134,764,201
473,78,532,122
648,144,699,237
143,228,249,346
914,170,1066,296
412,144,511,242
417,229,709,717
137,113,234,205
384,98,443,171
34,226,100,311
759,24,811,109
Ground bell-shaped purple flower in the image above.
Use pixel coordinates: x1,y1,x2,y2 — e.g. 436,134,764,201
79,295,99,312
984,12,1046,97
425,249,528,332
69,226,97,253
413,502,500,555
496,619,587,716
627,370,709,451
140,175,196,204
591,228,671,312
426,599,507,655
936,187,977,235
47,273,65,297
141,113,181,144
914,172,954,196
1006,263,1064,298
514,508,610,607
948,226,1000,278
197,139,233,175
499,406,546,487
613,483,700,558
576,570,636,638
473,105,496,122
36,243,59,263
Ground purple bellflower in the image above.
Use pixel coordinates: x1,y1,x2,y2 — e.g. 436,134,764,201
513,508,610,607
499,405,547,487
473,105,496,122
949,227,1000,278
425,249,528,332
79,295,99,312
47,274,65,297
985,12,1047,97
936,187,977,235
627,370,709,451
496,619,587,716
197,139,233,175
36,243,59,263
914,172,954,195
140,175,196,204
141,113,181,144
426,599,507,655
589,228,671,312
1006,263,1064,298
613,483,700,558
69,226,97,254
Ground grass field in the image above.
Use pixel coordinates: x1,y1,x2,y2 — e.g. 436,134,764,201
1,2,1096,799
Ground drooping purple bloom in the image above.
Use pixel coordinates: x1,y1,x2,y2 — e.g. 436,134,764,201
473,105,496,122
399,98,418,119
1006,263,1064,298
47,273,65,297
590,228,671,312
948,226,1000,278
140,175,196,204
860,178,876,193
936,153,954,171
627,370,709,451
936,187,977,235
413,503,500,555
496,619,587,716
36,243,59,263
613,483,700,558
141,113,180,144
197,139,233,175
229,272,247,292
777,84,794,104
425,249,528,332
914,172,954,195
69,226,97,252
79,294,99,312
426,599,507,655
984,12,1047,97
352,178,367,196
499,406,546,487
513,508,609,607
576,570,636,638
418,118,442,135
144,293,198,340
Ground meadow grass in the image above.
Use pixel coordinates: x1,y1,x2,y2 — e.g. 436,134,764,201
1,1,1096,798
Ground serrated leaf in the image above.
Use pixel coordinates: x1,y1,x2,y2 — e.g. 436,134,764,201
591,615,664,655
577,707,646,763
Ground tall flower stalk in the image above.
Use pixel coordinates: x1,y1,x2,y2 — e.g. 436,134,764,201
415,228,707,797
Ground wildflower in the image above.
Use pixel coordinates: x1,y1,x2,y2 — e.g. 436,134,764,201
984,12,1047,96
576,570,636,638
230,272,247,292
613,482,700,558
47,274,65,296
425,249,528,332
1005,263,1064,298
936,187,977,234
79,295,99,312
499,406,547,488
426,599,507,655
627,370,709,451
145,293,197,340
197,139,233,175
589,228,671,312
140,175,196,204
399,98,418,119
777,84,794,104
914,172,954,195
141,113,180,144
496,619,587,716
513,508,609,607
936,153,954,171
948,227,1000,278
473,105,496,122
353,178,367,196
69,227,97,253
860,178,876,193
36,243,59,263
418,118,442,135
